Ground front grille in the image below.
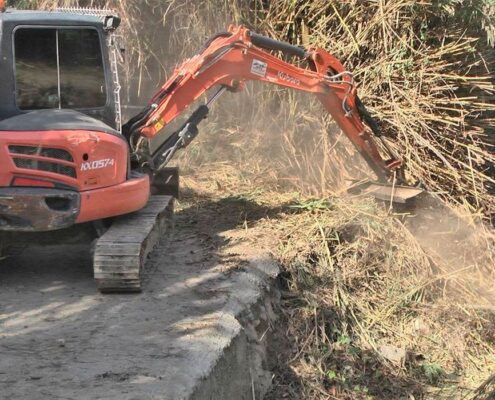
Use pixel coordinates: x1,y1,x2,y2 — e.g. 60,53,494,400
9,145,74,162
13,158,77,178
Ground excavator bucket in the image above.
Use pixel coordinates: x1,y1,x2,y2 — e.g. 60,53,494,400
348,181,425,205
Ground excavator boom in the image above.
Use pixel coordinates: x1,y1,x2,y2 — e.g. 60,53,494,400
125,25,421,203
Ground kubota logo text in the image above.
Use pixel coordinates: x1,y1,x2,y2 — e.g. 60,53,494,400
277,71,300,86
81,158,115,171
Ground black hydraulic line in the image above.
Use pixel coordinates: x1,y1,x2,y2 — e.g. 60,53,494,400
197,32,233,55
150,105,210,169
122,76,183,142
154,75,182,103
355,96,382,138
122,107,153,141
248,31,308,59
355,96,402,175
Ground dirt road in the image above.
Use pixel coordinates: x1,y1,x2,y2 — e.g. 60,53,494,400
0,197,278,399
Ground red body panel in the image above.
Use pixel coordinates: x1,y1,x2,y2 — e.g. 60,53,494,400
0,129,151,227
0,130,128,190
77,175,150,223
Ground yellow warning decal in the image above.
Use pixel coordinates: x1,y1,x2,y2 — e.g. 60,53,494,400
154,119,165,132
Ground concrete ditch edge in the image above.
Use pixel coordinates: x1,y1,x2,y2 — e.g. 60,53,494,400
189,254,280,400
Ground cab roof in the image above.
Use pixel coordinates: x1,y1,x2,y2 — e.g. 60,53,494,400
0,8,113,27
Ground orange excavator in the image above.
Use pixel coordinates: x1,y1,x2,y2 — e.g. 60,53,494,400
0,6,423,291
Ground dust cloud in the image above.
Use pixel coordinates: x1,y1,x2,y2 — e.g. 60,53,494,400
406,194,495,307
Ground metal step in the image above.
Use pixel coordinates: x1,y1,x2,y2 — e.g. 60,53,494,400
93,195,174,293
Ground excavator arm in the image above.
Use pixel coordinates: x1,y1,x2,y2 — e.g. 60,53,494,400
124,25,423,202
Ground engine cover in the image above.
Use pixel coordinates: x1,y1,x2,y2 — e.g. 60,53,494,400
0,110,129,191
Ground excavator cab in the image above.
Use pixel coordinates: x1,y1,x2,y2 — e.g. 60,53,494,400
0,8,166,293
0,8,151,234
0,8,121,128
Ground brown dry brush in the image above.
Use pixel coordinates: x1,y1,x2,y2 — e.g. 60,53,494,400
250,0,495,217
182,164,495,399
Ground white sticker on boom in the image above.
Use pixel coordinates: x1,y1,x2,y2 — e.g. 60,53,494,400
251,59,268,77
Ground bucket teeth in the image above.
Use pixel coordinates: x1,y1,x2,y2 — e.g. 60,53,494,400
93,195,173,293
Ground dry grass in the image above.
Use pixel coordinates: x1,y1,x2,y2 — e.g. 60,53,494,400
252,0,495,216
180,166,495,399
264,196,495,399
